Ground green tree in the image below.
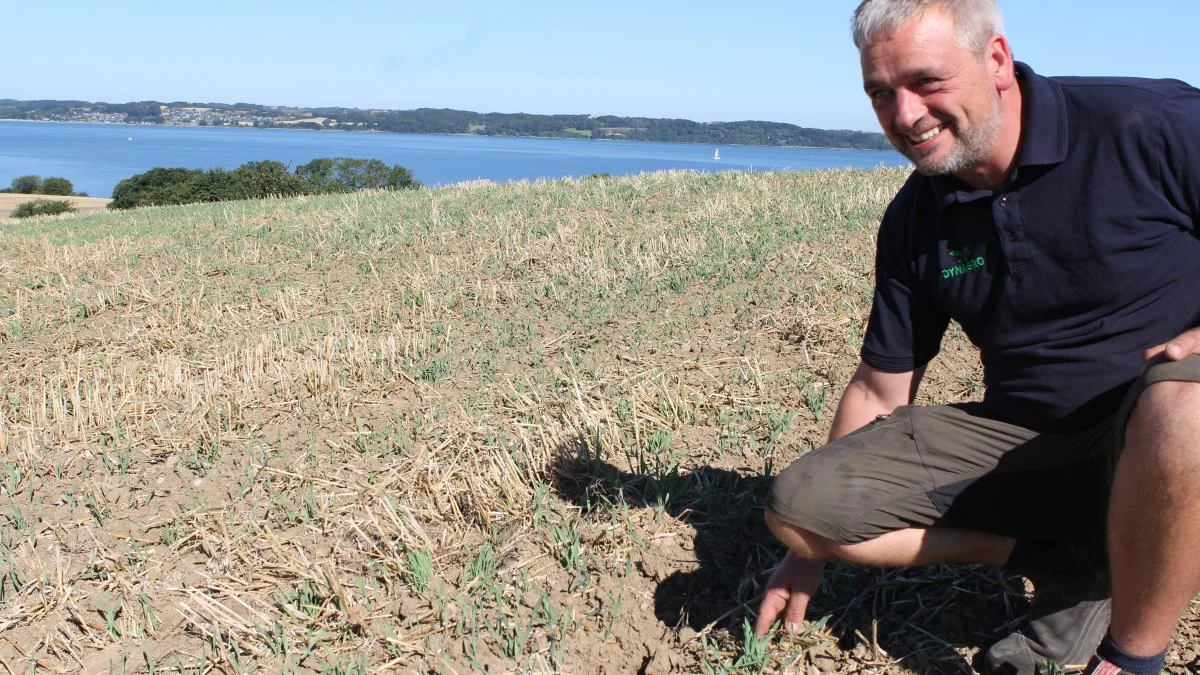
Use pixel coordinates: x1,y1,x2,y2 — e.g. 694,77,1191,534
294,158,337,192
188,168,238,202
40,177,74,196
385,164,419,190
230,161,310,199
334,158,388,191
10,175,42,194
295,157,420,193
109,167,207,209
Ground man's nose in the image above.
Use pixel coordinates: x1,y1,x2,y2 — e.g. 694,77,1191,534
893,89,926,130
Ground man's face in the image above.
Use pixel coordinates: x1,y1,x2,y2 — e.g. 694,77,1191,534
860,9,1003,176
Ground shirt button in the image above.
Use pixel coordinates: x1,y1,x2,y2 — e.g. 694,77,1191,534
1008,232,1018,242
998,196,1009,207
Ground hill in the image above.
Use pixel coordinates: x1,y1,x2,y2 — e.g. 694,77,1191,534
2,170,1194,673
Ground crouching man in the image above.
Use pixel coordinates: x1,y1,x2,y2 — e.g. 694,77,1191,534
756,1,1200,673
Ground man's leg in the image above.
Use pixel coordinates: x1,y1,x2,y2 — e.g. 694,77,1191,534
1106,376,1200,661
764,508,1013,567
766,403,1114,674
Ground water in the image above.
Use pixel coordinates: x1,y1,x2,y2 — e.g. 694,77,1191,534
0,121,909,198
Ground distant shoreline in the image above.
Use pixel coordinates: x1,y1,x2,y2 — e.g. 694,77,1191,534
0,118,892,153
0,119,908,199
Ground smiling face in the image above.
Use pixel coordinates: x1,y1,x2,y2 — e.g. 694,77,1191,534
860,7,1014,181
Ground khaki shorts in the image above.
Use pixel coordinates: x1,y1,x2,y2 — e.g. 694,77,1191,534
767,355,1200,545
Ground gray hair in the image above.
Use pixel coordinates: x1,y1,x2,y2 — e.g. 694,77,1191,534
852,0,1005,54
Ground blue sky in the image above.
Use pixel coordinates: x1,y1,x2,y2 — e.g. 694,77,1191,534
6,1,1198,132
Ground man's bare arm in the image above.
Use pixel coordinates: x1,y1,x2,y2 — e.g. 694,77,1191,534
825,361,925,441
755,361,926,637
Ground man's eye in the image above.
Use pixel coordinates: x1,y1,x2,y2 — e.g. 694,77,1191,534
916,78,941,89
869,90,893,103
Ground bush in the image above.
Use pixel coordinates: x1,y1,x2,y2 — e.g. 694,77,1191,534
12,199,75,218
40,177,74,196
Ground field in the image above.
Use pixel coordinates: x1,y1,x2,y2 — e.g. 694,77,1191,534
0,169,1196,674
0,194,112,220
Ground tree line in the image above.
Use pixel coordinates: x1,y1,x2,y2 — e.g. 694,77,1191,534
2,175,83,196
1,99,894,150
310,108,893,149
108,157,420,209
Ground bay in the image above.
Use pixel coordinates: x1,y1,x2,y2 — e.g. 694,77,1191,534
0,121,908,198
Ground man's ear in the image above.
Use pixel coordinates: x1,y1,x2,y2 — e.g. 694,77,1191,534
987,34,1017,93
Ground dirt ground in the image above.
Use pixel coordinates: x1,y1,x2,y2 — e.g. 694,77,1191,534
0,193,111,219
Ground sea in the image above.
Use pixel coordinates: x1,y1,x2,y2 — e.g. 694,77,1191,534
0,121,909,198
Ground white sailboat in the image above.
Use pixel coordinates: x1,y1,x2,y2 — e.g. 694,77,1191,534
713,148,720,160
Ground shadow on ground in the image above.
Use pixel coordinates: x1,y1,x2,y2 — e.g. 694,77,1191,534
552,436,1030,674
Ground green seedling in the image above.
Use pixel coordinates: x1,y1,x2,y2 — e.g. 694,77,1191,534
98,594,123,638
733,617,774,673
551,523,583,574
139,592,159,634
406,547,434,592
85,494,107,526
803,379,828,422
464,544,497,585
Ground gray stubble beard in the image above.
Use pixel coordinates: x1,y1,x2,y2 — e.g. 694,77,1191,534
906,93,1004,177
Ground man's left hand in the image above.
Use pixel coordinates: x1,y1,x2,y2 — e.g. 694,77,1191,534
1144,327,1200,362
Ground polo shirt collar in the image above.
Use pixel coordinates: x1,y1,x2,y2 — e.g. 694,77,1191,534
1012,62,1068,167
930,61,1068,207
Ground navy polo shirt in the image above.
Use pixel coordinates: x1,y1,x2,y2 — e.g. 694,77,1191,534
862,62,1200,433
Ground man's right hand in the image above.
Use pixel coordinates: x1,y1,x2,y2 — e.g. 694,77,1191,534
754,550,823,637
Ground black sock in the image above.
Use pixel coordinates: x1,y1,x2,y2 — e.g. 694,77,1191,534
1095,631,1167,675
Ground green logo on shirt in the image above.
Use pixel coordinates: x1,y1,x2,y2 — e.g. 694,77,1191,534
942,247,986,279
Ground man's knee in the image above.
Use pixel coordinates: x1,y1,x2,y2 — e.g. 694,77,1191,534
1125,376,1200,456
766,452,874,550
763,507,839,560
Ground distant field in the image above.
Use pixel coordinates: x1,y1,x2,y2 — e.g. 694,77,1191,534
0,170,1193,673
0,193,112,219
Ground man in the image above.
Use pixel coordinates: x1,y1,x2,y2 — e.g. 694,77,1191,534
755,1,1200,673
